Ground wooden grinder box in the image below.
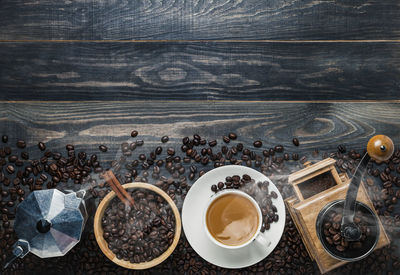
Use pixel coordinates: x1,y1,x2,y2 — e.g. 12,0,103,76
285,158,390,274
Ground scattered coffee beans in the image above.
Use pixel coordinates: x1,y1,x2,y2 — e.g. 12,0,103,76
38,142,46,151
131,130,138,138
253,140,262,148
338,144,346,153
222,136,230,143
161,136,169,143
99,145,108,152
16,140,26,149
228,133,237,140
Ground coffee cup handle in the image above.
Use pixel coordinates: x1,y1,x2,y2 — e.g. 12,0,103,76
255,233,271,248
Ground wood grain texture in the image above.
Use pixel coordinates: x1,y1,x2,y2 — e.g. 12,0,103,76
0,101,399,164
1,42,400,101
0,0,400,40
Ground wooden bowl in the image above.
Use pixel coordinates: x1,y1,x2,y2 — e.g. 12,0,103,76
94,182,182,269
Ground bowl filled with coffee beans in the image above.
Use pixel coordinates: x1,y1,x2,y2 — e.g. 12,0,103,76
94,182,181,269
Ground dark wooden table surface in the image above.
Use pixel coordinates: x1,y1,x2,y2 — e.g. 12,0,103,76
0,0,399,274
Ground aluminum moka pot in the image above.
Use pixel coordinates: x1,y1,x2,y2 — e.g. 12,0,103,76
4,189,87,269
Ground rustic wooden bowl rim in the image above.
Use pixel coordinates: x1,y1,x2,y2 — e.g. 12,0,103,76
94,182,182,270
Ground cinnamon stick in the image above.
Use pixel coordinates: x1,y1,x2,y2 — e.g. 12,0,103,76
103,170,135,207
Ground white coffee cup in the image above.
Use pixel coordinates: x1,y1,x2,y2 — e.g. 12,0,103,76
203,189,271,249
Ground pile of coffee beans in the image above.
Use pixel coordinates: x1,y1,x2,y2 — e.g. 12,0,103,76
102,189,175,263
322,209,370,252
211,174,280,232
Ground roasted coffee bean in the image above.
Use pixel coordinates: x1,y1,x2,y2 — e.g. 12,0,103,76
182,136,190,145
300,156,307,164
155,146,162,155
38,142,46,151
201,156,209,165
336,245,345,252
380,172,389,182
167,148,175,156
274,145,284,152
16,140,26,149
131,130,138,137
8,155,17,163
222,136,230,143
66,144,74,151
211,184,217,192
136,140,144,146
292,138,300,146
337,144,346,153
208,140,217,147
268,148,275,156
253,140,262,148
228,133,237,140
138,154,146,161
6,165,15,174
21,152,29,160
99,145,108,152
161,136,169,143
333,233,341,242
292,153,299,160
284,153,290,161
4,147,11,156
383,181,392,188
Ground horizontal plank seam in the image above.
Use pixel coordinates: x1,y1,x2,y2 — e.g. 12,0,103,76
1,40,400,43
1,100,399,103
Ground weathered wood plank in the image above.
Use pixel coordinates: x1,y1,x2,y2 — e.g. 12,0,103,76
0,0,399,40
1,42,399,101
0,101,399,163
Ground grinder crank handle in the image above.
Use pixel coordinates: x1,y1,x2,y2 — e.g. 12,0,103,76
341,153,370,240
341,135,394,241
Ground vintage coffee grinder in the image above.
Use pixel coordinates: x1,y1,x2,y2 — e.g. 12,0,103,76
3,189,87,269
286,135,393,274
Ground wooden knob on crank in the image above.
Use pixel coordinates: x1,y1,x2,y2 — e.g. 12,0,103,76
367,135,394,161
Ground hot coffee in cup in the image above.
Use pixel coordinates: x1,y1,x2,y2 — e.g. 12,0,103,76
204,189,269,249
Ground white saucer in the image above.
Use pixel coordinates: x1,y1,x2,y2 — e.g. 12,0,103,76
182,165,285,269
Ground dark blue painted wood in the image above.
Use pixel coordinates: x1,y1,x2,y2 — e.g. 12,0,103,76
0,0,399,40
1,42,399,101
